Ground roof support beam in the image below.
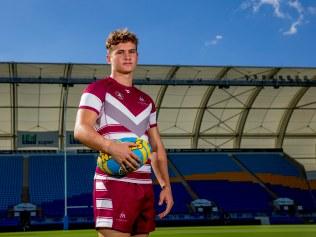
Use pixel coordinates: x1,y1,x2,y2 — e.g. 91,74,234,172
5,132,314,139
59,85,69,150
234,68,281,148
276,87,309,148
155,66,179,118
192,67,232,148
161,133,316,138
234,87,262,148
59,64,72,150
10,62,18,150
1,77,316,86
192,86,216,148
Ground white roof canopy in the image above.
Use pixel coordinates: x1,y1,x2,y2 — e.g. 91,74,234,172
1,62,316,170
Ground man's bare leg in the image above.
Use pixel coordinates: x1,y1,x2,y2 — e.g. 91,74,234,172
97,228,131,237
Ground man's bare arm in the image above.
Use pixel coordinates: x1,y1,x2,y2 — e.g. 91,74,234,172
149,126,174,218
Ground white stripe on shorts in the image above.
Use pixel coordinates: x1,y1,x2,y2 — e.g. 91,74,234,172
95,180,107,191
95,217,113,228
94,174,152,184
96,198,113,209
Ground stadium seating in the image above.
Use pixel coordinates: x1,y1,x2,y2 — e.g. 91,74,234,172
234,152,301,177
267,184,315,211
0,155,23,210
168,152,242,175
1,150,315,228
29,154,96,218
234,152,315,212
188,180,272,213
66,154,96,197
29,155,65,205
168,151,316,214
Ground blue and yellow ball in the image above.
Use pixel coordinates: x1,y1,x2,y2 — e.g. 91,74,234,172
97,137,152,176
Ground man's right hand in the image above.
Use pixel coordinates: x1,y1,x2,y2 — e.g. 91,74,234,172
106,141,141,173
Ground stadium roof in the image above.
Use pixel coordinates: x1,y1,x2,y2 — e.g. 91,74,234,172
1,62,316,170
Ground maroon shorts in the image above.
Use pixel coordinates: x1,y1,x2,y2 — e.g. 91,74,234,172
93,177,156,234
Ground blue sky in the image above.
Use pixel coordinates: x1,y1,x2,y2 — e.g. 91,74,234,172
0,0,316,67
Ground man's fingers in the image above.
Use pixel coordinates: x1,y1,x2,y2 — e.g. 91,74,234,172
158,209,169,219
120,162,128,173
126,142,137,147
159,206,172,219
158,211,166,219
165,202,173,214
123,142,141,164
122,154,140,170
129,157,140,168
158,196,173,219
129,151,141,164
158,195,164,206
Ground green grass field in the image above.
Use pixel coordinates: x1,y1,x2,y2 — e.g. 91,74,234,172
0,225,316,237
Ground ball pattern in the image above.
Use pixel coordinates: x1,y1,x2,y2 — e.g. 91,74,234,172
97,137,152,176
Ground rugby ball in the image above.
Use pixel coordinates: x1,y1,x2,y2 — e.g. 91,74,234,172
97,137,152,176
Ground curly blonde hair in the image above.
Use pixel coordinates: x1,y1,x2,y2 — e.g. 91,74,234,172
106,28,138,52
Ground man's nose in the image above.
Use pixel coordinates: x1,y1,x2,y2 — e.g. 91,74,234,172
124,52,131,59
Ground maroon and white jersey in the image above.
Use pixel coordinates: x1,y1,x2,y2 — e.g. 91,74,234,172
79,77,157,183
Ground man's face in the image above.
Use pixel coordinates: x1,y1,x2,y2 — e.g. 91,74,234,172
107,42,138,74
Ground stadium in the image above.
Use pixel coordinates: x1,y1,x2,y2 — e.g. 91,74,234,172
0,62,316,236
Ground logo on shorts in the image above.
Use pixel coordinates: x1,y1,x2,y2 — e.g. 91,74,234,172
116,212,127,223
119,212,126,219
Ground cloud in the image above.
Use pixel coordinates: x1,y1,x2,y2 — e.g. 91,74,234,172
253,0,285,18
283,19,299,35
307,6,316,15
205,35,223,46
242,0,311,36
283,0,304,35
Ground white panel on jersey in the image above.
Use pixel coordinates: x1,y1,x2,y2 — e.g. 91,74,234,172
80,93,103,112
106,94,152,125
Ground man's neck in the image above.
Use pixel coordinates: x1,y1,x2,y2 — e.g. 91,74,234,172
110,72,133,87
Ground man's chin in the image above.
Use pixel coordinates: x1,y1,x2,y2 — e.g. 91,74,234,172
118,69,134,74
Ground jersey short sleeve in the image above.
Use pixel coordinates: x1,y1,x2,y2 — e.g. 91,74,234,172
79,80,106,115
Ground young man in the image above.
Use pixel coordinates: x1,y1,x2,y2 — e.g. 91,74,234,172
74,29,173,237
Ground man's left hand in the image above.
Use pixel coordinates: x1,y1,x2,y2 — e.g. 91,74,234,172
158,186,174,219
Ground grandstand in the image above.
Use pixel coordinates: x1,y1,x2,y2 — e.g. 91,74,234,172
0,62,316,230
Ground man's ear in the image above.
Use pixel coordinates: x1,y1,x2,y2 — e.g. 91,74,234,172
106,53,111,64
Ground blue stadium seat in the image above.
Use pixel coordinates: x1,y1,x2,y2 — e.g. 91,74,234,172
29,154,96,218
29,155,65,205
168,153,242,175
188,180,272,213
234,152,301,177
0,155,23,211
13,150,316,222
